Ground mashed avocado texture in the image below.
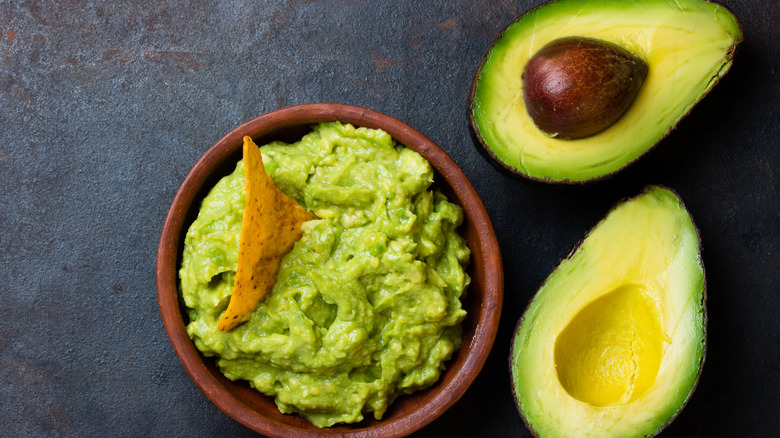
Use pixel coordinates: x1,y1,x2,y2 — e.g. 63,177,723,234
179,122,470,427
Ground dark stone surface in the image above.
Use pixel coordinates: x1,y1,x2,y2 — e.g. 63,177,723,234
1,1,777,436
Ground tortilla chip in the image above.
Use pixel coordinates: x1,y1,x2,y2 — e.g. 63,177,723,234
217,136,312,332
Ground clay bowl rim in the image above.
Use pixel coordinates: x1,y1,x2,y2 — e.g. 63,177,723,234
156,103,503,437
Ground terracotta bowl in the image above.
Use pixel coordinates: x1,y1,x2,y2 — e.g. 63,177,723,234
156,103,503,437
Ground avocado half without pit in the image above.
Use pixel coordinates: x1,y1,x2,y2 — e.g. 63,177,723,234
469,0,742,183
510,186,706,437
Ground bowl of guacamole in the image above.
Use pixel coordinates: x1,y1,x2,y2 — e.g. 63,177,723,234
157,103,503,437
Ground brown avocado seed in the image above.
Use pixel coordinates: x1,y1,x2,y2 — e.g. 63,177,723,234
522,37,648,140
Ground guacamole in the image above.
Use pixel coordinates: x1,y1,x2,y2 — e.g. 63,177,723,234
179,122,471,427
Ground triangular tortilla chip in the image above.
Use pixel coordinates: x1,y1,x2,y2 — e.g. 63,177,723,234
217,136,312,332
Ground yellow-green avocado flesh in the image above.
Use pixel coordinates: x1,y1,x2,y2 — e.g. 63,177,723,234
510,186,705,437
471,0,742,182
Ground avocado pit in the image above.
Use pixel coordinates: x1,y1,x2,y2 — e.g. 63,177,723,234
522,37,648,139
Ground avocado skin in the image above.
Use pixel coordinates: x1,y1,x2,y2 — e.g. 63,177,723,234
469,0,743,184
508,186,707,437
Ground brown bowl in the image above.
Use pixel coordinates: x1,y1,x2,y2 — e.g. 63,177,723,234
156,103,503,437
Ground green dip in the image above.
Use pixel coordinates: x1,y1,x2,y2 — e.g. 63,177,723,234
179,122,470,427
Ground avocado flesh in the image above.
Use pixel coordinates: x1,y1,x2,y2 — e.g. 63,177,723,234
510,186,705,437
471,0,742,182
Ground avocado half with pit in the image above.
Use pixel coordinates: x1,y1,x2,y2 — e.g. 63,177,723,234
510,186,705,437
470,0,742,183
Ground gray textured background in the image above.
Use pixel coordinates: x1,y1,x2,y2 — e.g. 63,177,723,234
1,1,778,436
